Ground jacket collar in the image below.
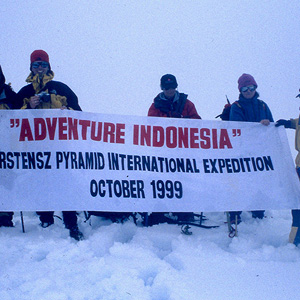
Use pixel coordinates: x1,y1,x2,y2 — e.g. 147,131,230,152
159,90,180,103
26,71,54,94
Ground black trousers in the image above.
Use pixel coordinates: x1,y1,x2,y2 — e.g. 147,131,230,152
37,211,78,229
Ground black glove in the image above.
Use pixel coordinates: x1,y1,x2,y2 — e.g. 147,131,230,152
275,119,292,128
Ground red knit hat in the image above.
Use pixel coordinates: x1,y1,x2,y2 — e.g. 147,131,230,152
238,73,257,91
30,50,51,70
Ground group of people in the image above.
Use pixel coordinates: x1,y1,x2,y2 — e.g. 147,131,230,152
0,50,299,245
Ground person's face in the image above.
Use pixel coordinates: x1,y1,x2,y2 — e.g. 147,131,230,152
31,61,49,78
241,85,256,99
163,87,176,99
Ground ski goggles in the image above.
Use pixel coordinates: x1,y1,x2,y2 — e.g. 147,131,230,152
32,62,49,69
241,85,256,92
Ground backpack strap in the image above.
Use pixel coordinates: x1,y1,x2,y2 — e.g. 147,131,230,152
258,99,266,110
234,101,242,109
233,100,246,120
176,93,187,115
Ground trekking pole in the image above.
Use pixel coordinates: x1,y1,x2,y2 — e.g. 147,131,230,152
199,212,204,226
227,212,238,238
20,211,25,233
234,215,238,237
144,213,149,227
226,95,230,105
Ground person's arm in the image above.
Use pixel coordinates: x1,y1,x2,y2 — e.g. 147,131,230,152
148,103,166,117
53,81,81,111
229,103,245,121
275,118,297,129
185,100,201,119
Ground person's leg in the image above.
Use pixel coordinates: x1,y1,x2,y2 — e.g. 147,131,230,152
251,210,265,219
229,211,242,224
289,167,300,246
62,211,83,241
36,211,54,227
289,209,300,246
147,213,169,226
0,212,14,227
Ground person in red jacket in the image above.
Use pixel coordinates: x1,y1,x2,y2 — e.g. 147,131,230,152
147,74,201,225
148,74,201,119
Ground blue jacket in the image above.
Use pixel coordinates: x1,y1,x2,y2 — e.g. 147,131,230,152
229,92,273,123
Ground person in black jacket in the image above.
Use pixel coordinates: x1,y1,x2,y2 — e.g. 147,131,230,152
0,65,18,227
16,50,83,240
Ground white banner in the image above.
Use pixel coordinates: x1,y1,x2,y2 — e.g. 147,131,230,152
0,109,299,212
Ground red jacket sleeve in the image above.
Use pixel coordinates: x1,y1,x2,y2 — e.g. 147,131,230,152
181,100,201,119
148,103,167,117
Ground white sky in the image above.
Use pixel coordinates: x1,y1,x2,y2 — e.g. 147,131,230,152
1,1,299,122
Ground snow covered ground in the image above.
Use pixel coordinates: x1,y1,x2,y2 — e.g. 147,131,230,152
1,210,300,300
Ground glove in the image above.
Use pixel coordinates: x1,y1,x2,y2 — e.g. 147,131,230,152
275,119,292,128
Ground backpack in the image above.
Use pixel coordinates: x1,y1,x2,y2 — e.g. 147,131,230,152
215,96,242,121
216,95,266,121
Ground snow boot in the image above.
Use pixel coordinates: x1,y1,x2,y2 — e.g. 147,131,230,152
37,212,54,228
0,214,14,227
69,226,84,241
251,210,265,219
147,213,170,226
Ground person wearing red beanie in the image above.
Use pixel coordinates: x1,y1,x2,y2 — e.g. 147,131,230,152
16,49,81,110
16,50,83,241
30,50,51,70
228,73,274,225
237,73,258,91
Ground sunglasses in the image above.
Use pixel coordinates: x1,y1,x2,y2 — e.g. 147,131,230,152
241,85,256,92
32,62,49,69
